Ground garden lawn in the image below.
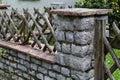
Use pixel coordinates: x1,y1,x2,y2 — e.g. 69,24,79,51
106,49,120,80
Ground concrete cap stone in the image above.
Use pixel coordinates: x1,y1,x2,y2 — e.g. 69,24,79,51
51,8,113,16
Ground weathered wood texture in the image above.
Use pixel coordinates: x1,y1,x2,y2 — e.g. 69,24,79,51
0,40,55,63
0,8,56,54
94,19,105,80
95,21,120,80
103,22,120,80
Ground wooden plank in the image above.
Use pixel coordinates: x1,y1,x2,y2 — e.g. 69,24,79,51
0,40,56,63
104,62,115,80
94,20,105,80
0,4,10,9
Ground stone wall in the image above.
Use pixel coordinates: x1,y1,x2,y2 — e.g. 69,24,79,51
53,15,95,80
0,48,73,80
0,8,112,80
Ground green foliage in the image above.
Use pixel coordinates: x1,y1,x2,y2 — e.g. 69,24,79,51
0,48,8,57
75,0,120,28
106,49,120,80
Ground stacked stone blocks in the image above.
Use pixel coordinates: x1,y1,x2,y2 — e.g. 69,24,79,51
54,15,95,80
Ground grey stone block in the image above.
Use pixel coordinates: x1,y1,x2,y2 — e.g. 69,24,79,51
5,60,10,65
42,62,52,69
30,63,37,70
89,77,94,80
61,67,70,76
8,56,13,60
61,17,74,31
18,64,27,72
12,75,18,80
38,66,48,74
55,52,66,65
62,43,71,54
18,77,24,80
56,74,66,80
73,17,94,31
44,76,54,80
15,70,22,76
65,32,74,43
10,50,18,57
23,73,30,80
20,59,24,64
52,65,61,72
36,73,44,80
18,53,26,60
28,70,35,76
8,66,14,72
31,58,42,65
69,56,92,72
13,57,19,63
26,55,30,61
66,77,73,80
0,62,3,69
88,69,94,79
48,71,56,78
1,58,5,63
10,62,16,68
71,70,88,80
74,31,92,45
53,15,63,29
55,42,62,52
72,44,89,57
23,61,30,68
30,77,35,80
55,29,65,41
53,15,74,31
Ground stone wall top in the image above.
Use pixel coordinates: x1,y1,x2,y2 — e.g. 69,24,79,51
51,8,112,16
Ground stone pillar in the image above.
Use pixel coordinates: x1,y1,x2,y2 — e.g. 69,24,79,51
51,8,112,80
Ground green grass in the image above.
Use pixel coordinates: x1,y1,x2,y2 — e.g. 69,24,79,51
106,49,120,80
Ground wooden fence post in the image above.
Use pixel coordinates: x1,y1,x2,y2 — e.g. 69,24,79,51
94,17,106,80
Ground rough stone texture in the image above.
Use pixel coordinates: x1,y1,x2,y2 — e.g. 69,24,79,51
55,52,66,65
62,43,71,54
56,74,66,80
61,67,70,76
0,8,110,80
74,31,92,45
18,64,27,72
38,66,48,74
30,63,37,70
52,9,101,80
48,71,56,78
55,42,62,52
69,56,92,71
31,58,42,65
52,65,61,72
65,32,74,43
73,17,94,31
18,52,26,60
71,70,90,80
55,29,65,41
36,73,44,80
72,44,89,57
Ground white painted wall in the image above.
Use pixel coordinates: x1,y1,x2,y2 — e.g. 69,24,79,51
2,0,77,13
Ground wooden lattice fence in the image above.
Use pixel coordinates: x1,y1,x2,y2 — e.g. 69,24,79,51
95,20,120,80
104,22,120,80
0,8,56,54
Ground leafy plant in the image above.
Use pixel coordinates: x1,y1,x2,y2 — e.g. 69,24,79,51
75,0,120,28
0,48,8,57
